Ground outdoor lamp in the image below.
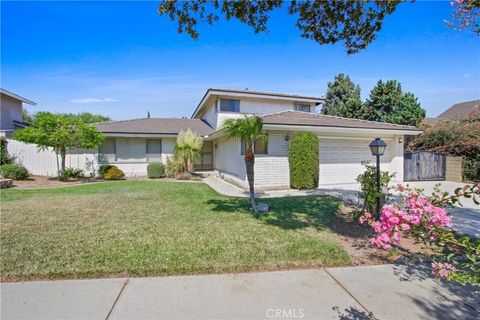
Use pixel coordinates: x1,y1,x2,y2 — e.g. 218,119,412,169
369,138,387,219
369,138,387,156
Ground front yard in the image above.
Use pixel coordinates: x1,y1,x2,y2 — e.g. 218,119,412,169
1,180,352,281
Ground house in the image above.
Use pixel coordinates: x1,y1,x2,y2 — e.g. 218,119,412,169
0,89,36,137
436,99,480,120
94,88,421,189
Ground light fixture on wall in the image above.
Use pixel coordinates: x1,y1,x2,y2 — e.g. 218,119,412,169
214,143,218,149
285,135,290,142
398,137,403,144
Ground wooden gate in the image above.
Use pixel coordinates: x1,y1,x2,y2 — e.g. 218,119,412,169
404,152,446,181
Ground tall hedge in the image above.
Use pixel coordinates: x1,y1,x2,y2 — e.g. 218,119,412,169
288,132,319,189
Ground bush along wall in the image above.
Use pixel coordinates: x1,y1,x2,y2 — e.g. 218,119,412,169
147,162,165,178
288,132,319,189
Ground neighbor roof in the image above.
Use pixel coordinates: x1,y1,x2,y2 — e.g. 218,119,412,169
94,118,214,136
261,110,420,132
437,100,480,120
191,88,324,118
0,88,36,105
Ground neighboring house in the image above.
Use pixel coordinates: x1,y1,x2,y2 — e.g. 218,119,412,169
436,99,480,120
94,88,421,189
0,89,36,137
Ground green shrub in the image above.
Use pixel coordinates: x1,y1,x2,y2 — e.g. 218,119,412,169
63,167,85,179
165,156,184,178
464,154,480,181
288,132,319,189
98,164,113,178
0,138,16,165
0,164,29,180
103,166,125,180
147,162,165,179
356,161,395,219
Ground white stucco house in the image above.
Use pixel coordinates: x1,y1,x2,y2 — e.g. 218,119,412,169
92,88,421,190
0,89,36,137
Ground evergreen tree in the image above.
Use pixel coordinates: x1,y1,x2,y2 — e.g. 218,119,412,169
364,80,425,126
322,73,363,119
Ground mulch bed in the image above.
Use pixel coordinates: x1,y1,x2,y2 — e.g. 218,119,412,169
331,204,434,266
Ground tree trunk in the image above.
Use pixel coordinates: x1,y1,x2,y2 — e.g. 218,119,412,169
245,150,257,213
59,147,66,177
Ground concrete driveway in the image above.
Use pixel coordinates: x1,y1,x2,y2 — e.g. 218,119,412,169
314,181,479,238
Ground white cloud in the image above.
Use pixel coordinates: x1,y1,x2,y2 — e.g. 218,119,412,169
69,97,118,104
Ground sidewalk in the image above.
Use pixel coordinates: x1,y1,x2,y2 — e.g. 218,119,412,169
1,264,478,320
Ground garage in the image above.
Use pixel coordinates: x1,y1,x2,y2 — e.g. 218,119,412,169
319,138,393,185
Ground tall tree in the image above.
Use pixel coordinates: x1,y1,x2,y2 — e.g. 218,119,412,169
158,0,401,54
322,73,363,118
363,80,425,127
222,115,266,213
13,112,104,177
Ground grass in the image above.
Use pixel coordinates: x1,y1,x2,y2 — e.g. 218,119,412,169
0,180,350,281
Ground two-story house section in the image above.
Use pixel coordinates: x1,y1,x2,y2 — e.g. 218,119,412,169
0,89,36,137
191,88,321,130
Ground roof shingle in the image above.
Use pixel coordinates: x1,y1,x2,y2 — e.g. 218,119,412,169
261,111,419,131
437,100,480,120
94,118,214,136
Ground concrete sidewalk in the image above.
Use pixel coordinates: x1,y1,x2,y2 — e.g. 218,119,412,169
1,264,478,320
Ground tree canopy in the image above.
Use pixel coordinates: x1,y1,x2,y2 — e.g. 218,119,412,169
322,73,363,118
158,1,479,54
13,112,104,176
363,80,425,127
158,0,401,54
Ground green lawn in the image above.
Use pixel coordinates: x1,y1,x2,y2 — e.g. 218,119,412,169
0,180,350,281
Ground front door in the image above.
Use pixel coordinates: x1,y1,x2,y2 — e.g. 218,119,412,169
194,141,213,170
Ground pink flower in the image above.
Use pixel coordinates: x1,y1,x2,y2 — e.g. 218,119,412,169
432,262,457,279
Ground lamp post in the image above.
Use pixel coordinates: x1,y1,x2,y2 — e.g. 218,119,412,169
369,138,387,219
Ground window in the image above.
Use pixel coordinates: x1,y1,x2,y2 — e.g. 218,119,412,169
99,138,116,163
116,138,147,162
241,136,268,155
147,139,162,162
219,99,240,112
294,104,311,112
98,138,164,163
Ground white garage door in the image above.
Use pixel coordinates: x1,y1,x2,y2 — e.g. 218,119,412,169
319,138,393,185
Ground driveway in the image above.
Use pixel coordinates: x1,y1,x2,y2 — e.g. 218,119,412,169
315,181,479,238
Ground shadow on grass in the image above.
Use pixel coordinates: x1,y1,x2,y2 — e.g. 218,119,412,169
206,195,341,231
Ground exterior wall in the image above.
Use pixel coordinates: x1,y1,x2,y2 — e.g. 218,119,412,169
214,131,406,190
7,137,177,177
446,156,463,182
201,96,315,130
0,94,23,137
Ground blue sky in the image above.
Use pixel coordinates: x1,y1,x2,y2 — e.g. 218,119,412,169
1,1,479,120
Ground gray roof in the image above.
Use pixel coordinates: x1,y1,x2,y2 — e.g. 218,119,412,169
261,111,419,131
0,88,36,105
437,100,480,120
94,118,214,136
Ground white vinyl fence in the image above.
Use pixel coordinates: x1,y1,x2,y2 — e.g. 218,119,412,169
7,139,99,177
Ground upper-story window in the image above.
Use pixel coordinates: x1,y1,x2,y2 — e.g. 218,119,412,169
294,104,311,112
219,99,240,112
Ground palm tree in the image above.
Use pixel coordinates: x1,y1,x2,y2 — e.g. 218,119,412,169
222,115,267,213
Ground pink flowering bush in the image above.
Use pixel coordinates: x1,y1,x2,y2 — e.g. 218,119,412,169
359,183,480,286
